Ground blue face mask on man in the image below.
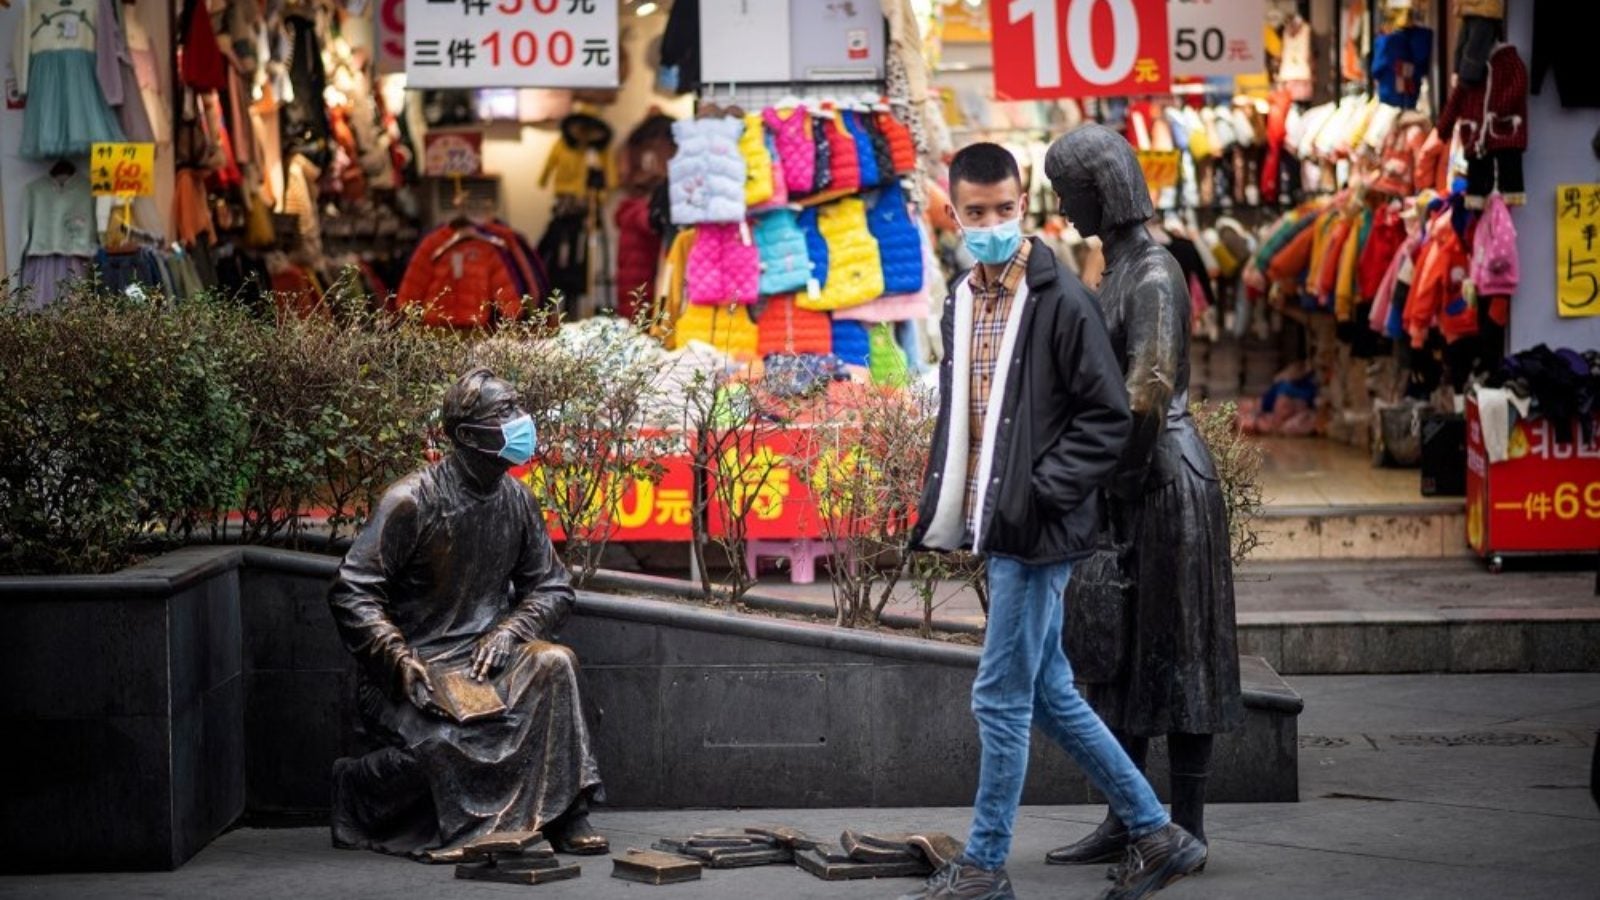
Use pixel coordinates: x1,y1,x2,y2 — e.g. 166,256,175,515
961,216,1024,266
462,413,537,465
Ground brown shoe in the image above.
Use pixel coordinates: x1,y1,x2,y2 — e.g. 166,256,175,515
1100,823,1207,900
1046,813,1129,865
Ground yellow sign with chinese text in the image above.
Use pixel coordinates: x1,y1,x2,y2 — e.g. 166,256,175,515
1136,150,1181,195
89,142,156,197
1556,183,1600,317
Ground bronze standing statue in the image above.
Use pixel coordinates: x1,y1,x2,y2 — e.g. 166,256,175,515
1043,125,1244,865
327,368,608,862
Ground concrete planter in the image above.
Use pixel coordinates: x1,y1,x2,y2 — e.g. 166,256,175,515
1,548,248,873
3,547,1303,872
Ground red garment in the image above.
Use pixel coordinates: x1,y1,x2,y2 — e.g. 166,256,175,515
271,266,322,319
613,196,661,320
1260,89,1294,205
1437,44,1529,156
1406,212,1475,347
179,0,227,91
397,227,520,328
1357,206,1406,300
876,112,916,175
820,112,861,193
1372,111,1430,197
756,295,833,358
474,221,541,306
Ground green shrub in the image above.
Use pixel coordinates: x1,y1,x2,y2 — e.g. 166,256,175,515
1190,400,1266,565
0,287,248,573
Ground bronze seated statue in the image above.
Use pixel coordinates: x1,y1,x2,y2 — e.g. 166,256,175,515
327,368,608,862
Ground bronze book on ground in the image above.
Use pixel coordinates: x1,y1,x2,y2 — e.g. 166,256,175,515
612,850,702,884
430,665,508,724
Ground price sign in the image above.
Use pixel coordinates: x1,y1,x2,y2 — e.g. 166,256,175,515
1466,400,1600,556
991,0,1171,100
1555,183,1600,318
404,0,618,90
89,143,155,197
377,0,406,74
1136,150,1180,192
1167,0,1265,77
424,131,485,176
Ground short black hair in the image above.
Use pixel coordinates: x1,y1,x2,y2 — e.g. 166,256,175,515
948,142,1022,200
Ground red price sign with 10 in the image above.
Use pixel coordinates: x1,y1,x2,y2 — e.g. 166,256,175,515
991,0,1172,100
403,0,618,90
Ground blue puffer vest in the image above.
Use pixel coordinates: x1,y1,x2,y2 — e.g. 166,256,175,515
843,111,881,188
798,207,830,289
753,209,813,296
867,181,923,295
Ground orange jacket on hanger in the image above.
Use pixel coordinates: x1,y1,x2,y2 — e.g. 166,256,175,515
397,227,521,328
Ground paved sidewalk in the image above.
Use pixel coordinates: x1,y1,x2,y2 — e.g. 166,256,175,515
3,673,1595,899
752,557,1600,627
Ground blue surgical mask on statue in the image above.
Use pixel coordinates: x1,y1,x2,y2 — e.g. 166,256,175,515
962,216,1024,265
465,414,537,465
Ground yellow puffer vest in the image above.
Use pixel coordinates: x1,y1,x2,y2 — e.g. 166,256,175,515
669,302,760,360
650,227,697,342
799,197,884,311
741,113,776,208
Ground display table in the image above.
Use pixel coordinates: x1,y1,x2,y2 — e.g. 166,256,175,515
1465,398,1600,571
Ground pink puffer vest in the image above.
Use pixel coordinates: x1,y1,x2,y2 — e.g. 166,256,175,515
763,106,816,196
686,222,760,305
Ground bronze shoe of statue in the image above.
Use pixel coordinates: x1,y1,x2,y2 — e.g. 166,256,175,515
547,812,610,856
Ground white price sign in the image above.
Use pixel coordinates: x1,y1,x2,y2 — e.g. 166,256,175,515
405,0,618,89
1167,0,1265,78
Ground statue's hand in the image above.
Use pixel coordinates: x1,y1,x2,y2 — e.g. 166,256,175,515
399,653,442,716
471,628,516,682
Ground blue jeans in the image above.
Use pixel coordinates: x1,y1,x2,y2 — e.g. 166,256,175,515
963,556,1169,870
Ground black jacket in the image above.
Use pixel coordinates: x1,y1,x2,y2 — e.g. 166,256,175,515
910,239,1131,564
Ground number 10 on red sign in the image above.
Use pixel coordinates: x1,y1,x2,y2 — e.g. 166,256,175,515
991,0,1171,100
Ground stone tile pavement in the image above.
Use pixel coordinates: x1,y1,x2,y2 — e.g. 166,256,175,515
3,673,1595,899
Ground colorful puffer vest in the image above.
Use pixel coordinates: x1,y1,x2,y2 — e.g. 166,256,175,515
859,113,894,186
668,117,748,225
867,322,910,386
866,181,923,295
670,301,760,359
798,207,829,289
830,318,871,367
741,113,776,208
820,111,860,194
843,110,881,188
800,197,883,311
877,112,916,175
749,132,789,212
686,222,760,304
810,112,833,194
756,294,832,357
763,106,816,196
753,209,812,296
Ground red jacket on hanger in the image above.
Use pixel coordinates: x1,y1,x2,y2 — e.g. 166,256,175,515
397,226,521,328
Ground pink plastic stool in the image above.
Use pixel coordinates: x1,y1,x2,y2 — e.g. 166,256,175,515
745,539,849,585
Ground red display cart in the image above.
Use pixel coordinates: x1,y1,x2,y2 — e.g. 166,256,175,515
1465,398,1600,572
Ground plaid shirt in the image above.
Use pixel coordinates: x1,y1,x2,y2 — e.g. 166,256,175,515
964,239,1031,532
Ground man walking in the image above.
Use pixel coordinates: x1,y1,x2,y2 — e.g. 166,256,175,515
904,143,1206,900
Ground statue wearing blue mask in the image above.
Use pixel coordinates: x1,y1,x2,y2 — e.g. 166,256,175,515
328,368,608,863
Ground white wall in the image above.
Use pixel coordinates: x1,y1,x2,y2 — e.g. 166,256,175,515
1506,1,1600,352
0,0,174,276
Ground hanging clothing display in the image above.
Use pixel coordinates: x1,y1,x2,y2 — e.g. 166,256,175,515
13,0,127,159
18,170,98,307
